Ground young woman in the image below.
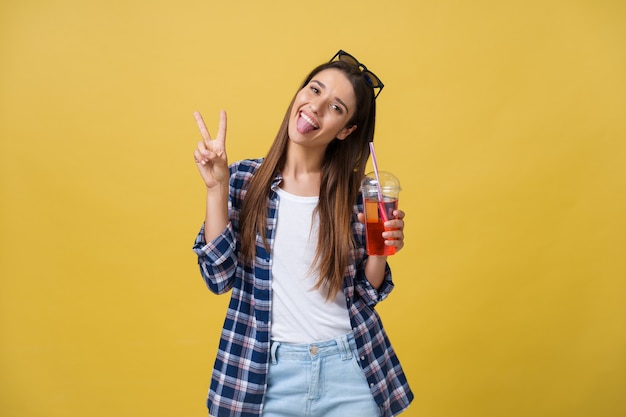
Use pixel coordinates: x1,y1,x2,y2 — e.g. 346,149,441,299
192,50,413,417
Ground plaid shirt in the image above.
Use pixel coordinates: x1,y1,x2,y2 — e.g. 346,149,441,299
193,158,413,417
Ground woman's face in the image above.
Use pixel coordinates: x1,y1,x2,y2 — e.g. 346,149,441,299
288,68,358,151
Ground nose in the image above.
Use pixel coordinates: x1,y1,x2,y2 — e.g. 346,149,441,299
308,100,319,115
309,95,326,115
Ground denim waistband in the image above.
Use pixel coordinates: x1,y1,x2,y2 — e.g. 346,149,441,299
270,333,356,365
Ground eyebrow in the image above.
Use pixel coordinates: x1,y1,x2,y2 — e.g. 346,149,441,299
311,80,350,113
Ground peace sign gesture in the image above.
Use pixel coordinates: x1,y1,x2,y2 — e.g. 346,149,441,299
193,110,229,189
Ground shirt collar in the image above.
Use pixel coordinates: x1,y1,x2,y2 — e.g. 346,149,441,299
270,170,283,191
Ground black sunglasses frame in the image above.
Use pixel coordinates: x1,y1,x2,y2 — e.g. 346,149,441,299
330,49,384,99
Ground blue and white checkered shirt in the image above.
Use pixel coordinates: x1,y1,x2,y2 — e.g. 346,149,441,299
193,158,413,417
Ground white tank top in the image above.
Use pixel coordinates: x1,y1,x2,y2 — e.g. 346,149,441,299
270,187,352,343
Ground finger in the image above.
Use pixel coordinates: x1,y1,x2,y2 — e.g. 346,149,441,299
392,209,405,220
384,219,404,230
214,110,227,157
385,231,404,246
387,240,404,251
193,149,207,165
357,213,365,224
383,230,404,240
194,111,212,143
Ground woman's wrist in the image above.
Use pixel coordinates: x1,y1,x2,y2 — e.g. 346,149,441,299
364,255,387,290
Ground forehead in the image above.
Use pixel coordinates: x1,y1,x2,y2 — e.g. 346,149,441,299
310,68,356,104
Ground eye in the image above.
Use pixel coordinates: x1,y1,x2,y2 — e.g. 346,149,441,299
330,103,343,114
310,86,320,94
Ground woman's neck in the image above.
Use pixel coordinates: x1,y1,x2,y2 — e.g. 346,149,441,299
280,144,323,197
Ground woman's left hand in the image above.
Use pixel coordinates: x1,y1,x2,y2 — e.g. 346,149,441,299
357,209,406,254
384,209,405,253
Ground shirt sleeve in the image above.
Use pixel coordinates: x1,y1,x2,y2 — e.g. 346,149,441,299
354,258,394,308
192,222,238,294
351,194,395,308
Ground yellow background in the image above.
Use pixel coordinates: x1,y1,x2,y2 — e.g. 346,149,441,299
1,0,625,416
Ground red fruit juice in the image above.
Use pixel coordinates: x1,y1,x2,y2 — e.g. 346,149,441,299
364,197,398,256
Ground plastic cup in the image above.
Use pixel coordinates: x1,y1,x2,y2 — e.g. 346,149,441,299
361,171,401,256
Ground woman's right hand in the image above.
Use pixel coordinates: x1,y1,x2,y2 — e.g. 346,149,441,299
193,110,229,189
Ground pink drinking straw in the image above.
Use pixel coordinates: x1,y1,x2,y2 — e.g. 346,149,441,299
369,142,389,223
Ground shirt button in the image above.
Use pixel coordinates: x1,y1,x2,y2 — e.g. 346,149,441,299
309,346,319,355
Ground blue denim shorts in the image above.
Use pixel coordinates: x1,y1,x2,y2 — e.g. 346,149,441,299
262,333,381,417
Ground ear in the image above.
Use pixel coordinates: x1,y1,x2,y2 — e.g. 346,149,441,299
336,124,357,140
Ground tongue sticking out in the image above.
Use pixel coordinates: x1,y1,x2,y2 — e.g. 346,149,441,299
297,114,318,134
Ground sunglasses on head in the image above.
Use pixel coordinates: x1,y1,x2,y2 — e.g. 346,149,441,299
330,49,384,99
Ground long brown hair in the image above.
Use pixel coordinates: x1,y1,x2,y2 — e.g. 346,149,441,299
240,59,377,299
